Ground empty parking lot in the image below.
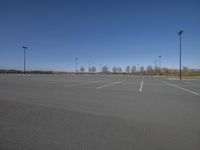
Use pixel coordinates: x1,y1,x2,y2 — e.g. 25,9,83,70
0,74,200,150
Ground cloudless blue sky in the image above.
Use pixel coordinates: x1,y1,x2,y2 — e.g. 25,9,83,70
0,0,200,71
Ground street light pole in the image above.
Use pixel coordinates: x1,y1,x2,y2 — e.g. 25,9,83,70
159,56,162,75
75,58,78,74
178,30,183,80
22,46,28,74
154,59,157,74
88,61,91,73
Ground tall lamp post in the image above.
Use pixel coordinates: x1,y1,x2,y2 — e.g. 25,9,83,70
159,55,162,75
88,61,91,73
75,58,78,74
178,30,183,80
154,59,157,74
22,46,28,74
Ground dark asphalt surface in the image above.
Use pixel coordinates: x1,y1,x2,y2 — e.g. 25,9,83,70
0,74,200,150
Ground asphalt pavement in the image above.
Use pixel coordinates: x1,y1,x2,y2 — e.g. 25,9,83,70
0,74,200,150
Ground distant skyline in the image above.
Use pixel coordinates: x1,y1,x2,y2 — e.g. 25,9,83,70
0,0,200,72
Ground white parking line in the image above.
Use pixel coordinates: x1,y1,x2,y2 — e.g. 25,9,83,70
163,81,200,96
180,80,200,86
139,79,144,92
96,81,123,89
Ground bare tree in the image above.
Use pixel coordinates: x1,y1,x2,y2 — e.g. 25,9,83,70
140,66,144,74
91,66,96,73
117,67,122,73
126,66,130,73
147,65,153,74
112,66,117,73
80,66,85,72
154,66,159,74
131,65,136,73
102,66,109,73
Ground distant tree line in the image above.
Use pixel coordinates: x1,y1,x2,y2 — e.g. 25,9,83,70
77,65,200,75
1,65,200,75
0,69,54,74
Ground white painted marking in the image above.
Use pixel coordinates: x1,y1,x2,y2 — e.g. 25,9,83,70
168,78,195,81
96,81,122,89
163,81,200,96
139,79,144,92
181,80,200,86
168,78,180,80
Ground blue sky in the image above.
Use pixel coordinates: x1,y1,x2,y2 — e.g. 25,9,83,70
0,0,200,71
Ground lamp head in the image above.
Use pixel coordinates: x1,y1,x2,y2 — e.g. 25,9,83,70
178,30,183,35
22,46,28,49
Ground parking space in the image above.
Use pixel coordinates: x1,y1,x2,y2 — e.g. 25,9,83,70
0,74,200,150
163,79,200,96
